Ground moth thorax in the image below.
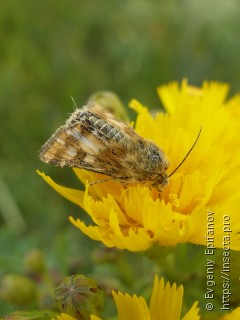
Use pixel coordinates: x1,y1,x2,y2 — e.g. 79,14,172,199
144,143,168,172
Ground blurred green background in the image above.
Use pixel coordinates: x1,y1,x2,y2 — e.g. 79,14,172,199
1,0,240,316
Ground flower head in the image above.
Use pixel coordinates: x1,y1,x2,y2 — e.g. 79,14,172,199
38,80,240,251
112,275,199,320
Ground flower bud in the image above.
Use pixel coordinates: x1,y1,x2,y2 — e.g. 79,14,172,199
0,274,37,306
55,275,104,320
3,310,57,320
88,91,129,121
24,249,46,274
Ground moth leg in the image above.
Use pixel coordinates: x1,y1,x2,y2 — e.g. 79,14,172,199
88,178,115,186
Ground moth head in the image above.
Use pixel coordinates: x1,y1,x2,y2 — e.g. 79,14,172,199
153,172,169,191
156,126,202,192
153,126,202,192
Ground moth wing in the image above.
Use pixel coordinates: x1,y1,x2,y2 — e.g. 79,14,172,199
39,115,130,178
84,103,137,138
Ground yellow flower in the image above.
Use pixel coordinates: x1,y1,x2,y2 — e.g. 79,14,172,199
38,79,240,251
53,314,101,320
110,275,199,320
53,313,78,320
220,307,240,320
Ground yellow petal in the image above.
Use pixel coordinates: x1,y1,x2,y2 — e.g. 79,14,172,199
149,276,183,320
220,307,240,320
112,291,151,320
53,313,78,320
181,301,200,320
37,170,84,207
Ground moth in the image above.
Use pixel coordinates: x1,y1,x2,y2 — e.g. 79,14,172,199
40,103,200,191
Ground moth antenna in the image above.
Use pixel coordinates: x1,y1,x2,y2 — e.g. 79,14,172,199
168,126,202,178
71,96,78,110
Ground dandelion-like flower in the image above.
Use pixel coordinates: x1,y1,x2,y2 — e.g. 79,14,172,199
96,275,199,320
38,80,240,251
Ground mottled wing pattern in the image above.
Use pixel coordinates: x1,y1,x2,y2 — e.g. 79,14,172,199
39,104,136,178
78,102,136,137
